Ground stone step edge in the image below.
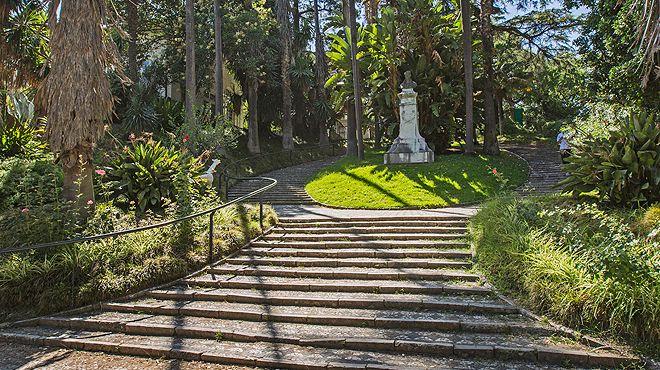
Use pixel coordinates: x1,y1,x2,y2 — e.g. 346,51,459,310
143,290,517,314
261,234,466,241
225,258,472,269
180,278,492,295
99,302,541,335
270,227,468,233
0,329,634,368
248,242,469,250
278,216,470,223
242,250,472,258
206,267,481,282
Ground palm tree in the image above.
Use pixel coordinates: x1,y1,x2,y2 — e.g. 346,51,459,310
461,0,475,154
214,0,224,116
345,0,364,159
276,0,294,151
480,0,499,155
314,0,330,147
37,0,114,214
126,0,140,82
185,0,196,123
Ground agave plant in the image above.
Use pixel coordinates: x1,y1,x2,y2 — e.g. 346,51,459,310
560,110,660,205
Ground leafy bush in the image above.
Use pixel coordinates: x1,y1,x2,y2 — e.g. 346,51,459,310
174,105,242,156
0,90,47,158
0,156,62,210
99,140,205,213
471,196,660,353
561,110,660,205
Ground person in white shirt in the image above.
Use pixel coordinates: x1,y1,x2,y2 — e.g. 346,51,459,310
557,130,571,163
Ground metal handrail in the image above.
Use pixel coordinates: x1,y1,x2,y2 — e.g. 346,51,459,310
0,175,278,264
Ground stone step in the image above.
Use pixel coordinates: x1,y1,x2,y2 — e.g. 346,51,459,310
207,265,481,282
279,215,470,223
182,275,491,295
99,299,541,334
3,327,630,368
242,247,471,259
227,256,472,269
262,233,465,241
250,240,468,250
271,226,468,234
278,220,467,228
145,286,511,313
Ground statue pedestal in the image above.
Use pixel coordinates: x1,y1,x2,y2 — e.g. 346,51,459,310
384,88,434,164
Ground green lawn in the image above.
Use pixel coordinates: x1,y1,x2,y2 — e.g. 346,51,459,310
305,151,529,209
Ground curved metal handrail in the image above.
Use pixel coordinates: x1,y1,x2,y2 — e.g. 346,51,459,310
0,176,278,260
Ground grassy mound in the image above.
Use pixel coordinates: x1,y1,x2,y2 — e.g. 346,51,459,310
470,196,659,355
305,151,528,209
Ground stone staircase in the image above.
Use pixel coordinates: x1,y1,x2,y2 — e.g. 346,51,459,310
503,144,568,194
0,214,633,369
228,157,338,205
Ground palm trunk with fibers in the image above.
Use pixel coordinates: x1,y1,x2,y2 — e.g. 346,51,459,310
247,77,260,154
126,0,139,82
480,0,499,155
214,0,224,116
461,0,475,154
185,0,196,123
277,0,294,151
314,0,330,147
347,0,364,159
39,0,115,216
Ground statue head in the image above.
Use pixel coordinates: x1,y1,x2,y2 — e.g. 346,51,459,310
401,71,417,90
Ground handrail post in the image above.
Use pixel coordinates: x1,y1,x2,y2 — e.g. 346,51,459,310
208,211,215,264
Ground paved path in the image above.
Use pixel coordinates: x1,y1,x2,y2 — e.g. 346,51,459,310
228,157,339,205
503,143,568,194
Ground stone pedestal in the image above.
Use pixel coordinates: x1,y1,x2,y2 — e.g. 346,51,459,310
384,85,434,164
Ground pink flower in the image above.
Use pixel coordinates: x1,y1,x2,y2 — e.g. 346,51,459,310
21,208,29,214
87,200,94,205
492,168,498,175
95,169,106,176
128,132,136,141
182,134,190,143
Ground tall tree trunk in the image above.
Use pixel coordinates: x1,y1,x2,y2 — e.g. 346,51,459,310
497,93,504,135
126,0,139,83
314,0,330,147
480,0,499,155
185,0,196,123
345,100,357,156
277,0,294,150
247,77,260,153
461,0,475,154
214,0,224,116
346,0,364,159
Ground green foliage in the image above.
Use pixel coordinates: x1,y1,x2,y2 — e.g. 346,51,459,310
0,90,47,158
306,151,528,208
471,196,659,351
0,156,61,210
100,140,204,213
175,105,242,157
561,110,660,205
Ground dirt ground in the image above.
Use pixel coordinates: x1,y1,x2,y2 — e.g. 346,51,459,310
0,343,255,370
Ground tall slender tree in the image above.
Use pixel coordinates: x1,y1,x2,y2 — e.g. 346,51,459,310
247,77,260,153
126,0,139,82
38,0,115,214
277,0,294,150
214,0,224,116
314,0,330,146
461,0,475,154
185,0,196,123
346,0,364,159
480,0,499,154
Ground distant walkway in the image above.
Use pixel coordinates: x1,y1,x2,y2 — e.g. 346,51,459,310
504,143,568,195
227,156,338,205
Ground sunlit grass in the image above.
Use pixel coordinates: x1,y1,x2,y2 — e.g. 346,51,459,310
305,151,529,209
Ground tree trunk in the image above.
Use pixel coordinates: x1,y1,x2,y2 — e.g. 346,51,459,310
374,120,382,149
347,0,364,159
214,0,224,116
480,0,499,155
345,100,357,156
461,0,475,154
185,0,196,123
497,93,505,135
247,77,260,154
314,0,330,147
277,0,294,151
126,0,139,83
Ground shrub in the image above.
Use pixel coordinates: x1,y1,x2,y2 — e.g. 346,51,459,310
561,110,660,205
0,156,62,210
1,90,47,159
471,196,660,352
99,140,205,213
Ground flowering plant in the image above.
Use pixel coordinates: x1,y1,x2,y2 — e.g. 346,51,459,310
488,166,510,190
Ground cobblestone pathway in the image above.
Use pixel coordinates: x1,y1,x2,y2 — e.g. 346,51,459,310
228,157,339,205
0,209,632,369
503,143,568,194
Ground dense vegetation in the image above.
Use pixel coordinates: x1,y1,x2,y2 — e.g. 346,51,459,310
470,196,659,355
306,150,528,208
